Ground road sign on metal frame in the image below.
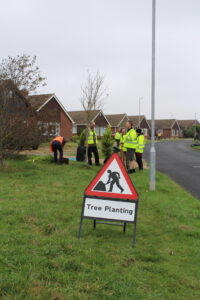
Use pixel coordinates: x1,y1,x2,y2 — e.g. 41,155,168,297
78,153,139,247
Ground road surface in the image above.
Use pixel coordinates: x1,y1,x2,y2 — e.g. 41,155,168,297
144,140,200,200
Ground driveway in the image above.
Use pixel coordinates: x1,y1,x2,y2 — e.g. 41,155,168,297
144,140,200,200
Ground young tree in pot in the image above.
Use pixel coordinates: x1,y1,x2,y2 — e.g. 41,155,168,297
102,126,114,164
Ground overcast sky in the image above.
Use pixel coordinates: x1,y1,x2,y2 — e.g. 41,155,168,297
1,0,200,120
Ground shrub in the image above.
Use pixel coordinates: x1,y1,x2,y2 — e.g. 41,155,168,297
71,135,79,143
102,126,114,159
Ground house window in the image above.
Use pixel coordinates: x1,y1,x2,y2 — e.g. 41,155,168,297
100,127,106,136
172,129,179,136
38,122,60,136
49,122,60,136
72,125,77,134
142,128,148,136
95,126,100,136
38,121,49,135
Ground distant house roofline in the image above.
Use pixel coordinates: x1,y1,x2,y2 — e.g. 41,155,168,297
68,109,110,126
105,113,128,127
147,119,180,129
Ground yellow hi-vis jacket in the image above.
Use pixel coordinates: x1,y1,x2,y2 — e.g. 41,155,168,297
120,134,127,152
124,128,137,149
115,132,121,140
87,130,98,145
136,134,145,153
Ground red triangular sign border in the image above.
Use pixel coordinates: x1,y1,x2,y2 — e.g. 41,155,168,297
85,153,139,200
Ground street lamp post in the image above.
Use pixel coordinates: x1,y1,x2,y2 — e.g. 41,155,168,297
149,0,156,191
138,97,142,128
194,113,197,139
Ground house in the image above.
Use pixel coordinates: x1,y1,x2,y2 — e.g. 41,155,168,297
105,114,128,133
178,120,200,137
68,110,110,137
178,120,199,129
128,115,150,137
149,119,180,138
28,94,74,140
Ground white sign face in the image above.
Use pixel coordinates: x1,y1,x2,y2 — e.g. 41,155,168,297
84,197,136,222
92,158,132,195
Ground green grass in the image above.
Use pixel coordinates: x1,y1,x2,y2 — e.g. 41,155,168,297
1,157,200,300
191,145,200,151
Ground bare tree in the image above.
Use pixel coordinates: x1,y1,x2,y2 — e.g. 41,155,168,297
80,70,106,125
79,70,107,161
0,54,46,94
0,80,40,167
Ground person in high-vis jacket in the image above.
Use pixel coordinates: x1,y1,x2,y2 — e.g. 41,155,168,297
124,121,137,173
120,128,127,166
114,128,121,147
135,128,145,170
50,136,67,163
87,122,100,166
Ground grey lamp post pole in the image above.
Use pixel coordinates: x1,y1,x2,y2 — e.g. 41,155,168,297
139,97,142,128
149,0,156,191
194,113,197,139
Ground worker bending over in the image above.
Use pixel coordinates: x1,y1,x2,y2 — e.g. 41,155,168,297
50,136,67,163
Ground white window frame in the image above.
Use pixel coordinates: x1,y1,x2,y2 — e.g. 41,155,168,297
143,128,148,136
72,125,77,134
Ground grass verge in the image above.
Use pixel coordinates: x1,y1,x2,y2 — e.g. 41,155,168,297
191,145,200,151
0,157,200,300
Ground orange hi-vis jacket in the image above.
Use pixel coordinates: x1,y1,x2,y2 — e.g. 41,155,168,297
50,136,64,152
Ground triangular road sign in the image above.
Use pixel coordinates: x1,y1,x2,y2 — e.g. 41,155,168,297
85,153,139,200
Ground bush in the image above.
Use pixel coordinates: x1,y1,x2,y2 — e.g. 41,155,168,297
71,135,79,143
183,125,200,138
102,126,114,159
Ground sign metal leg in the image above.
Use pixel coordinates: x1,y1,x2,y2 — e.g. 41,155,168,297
93,219,96,229
123,222,126,233
132,223,137,248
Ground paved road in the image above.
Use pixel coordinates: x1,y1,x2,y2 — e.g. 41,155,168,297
144,140,200,200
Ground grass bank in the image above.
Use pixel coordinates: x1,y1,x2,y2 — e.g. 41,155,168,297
191,145,200,151
1,157,200,299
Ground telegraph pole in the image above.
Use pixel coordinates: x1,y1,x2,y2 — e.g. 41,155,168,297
149,0,156,191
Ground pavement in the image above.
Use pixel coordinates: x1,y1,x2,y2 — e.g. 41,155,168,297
144,140,200,200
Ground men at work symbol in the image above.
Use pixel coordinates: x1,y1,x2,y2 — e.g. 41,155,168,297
93,170,124,193
106,170,124,193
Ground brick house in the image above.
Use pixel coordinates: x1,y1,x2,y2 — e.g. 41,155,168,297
28,94,74,140
150,119,180,138
105,114,129,133
128,115,150,137
68,110,110,137
178,120,200,137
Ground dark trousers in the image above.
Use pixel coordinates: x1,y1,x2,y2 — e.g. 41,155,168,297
52,141,63,163
88,145,100,165
135,152,143,170
115,139,120,147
